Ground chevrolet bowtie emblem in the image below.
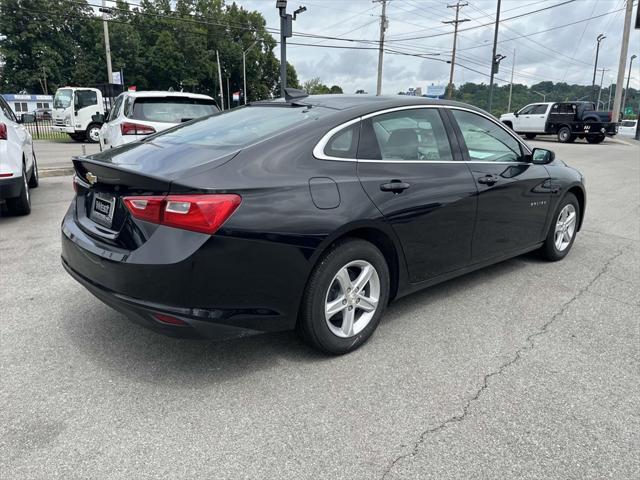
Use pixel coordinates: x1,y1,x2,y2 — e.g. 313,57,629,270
85,172,97,185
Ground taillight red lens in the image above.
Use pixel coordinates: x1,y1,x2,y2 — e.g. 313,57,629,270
120,122,156,136
123,194,241,235
122,196,164,223
0,122,7,140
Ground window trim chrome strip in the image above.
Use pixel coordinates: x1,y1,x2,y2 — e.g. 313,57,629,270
312,104,532,163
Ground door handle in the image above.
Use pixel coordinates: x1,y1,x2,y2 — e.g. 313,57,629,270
380,180,410,193
477,174,499,185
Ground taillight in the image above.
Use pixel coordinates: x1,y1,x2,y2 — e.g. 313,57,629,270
0,122,6,140
120,122,156,136
123,194,241,234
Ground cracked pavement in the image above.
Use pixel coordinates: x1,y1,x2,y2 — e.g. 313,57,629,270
1,138,639,479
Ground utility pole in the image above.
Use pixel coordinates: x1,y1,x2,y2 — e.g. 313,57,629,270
608,80,614,111
612,0,634,122
42,66,48,95
591,34,606,101
243,41,258,105
597,68,608,109
487,0,502,113
622,54,637,117
216,50,224,110
375,0,388,96
443,2,469,99
507,48,515,112
101,0,113,84
276,1,306,97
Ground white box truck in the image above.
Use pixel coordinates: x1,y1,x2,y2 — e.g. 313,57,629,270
51,87,106,143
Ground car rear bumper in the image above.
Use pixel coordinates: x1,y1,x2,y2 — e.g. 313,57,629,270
60,203,312,338
0,175,23,200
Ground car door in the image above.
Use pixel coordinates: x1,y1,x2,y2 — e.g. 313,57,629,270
528,104,549,132
356,106,478,283
447,108,551,262
516,104,541,132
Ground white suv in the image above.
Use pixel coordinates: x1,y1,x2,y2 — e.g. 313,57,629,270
99,91,218,149
0,96,38,215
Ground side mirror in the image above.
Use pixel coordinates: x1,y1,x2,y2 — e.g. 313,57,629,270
514,111,519,117
531,148,555,165
20,113,35,124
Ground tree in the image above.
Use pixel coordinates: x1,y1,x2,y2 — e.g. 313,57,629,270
302,77,342,95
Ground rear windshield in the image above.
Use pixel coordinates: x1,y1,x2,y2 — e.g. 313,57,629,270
128,97,218,123
149,105,328,151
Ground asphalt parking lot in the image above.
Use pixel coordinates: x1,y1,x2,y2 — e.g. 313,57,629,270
1,138,639,479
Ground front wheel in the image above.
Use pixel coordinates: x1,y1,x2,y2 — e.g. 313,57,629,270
586,134,605,144
540,193,579,261
297,239,390,355
557,126,572,143
86,123,101,143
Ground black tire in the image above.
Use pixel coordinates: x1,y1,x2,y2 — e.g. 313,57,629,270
86,123,101,143
28,152,39,188
503,121,513,130
525,133,536,140
6,167,31,216
557,126,572,143
586,134,605,144
540,193,580,261
68,133,84,142
567,134,577,143
297,239,390,355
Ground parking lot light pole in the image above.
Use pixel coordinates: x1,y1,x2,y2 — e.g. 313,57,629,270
532,90,546,102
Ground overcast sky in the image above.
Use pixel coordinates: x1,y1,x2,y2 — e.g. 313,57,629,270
239,0,639,94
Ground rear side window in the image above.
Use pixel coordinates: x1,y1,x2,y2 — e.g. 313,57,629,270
108,95,124,122
324,123,359,158
451,110,522,162
129,97,218,123
359,108,453,161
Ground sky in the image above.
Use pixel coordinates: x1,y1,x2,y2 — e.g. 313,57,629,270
237,0,640,94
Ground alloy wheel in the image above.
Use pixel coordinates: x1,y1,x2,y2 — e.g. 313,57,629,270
554,204,576,251
324,260,380,338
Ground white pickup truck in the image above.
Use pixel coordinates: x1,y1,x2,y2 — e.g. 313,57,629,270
500,101,617,144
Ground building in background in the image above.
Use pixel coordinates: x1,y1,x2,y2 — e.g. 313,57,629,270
1,93,54,116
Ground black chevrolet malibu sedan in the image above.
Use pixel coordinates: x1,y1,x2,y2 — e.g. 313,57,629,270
61,91,586,354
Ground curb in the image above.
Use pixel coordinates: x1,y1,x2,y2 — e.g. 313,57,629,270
40,167,74,178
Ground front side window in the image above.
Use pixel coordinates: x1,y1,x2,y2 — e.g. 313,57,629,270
359,108,453,161
75,90,97,109
518,104,536,115
451,109,522,163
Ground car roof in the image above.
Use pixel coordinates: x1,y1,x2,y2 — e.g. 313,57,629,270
255,94,491,117
124,91,214,100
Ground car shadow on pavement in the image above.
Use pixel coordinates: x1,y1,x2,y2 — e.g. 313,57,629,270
63,252,539,387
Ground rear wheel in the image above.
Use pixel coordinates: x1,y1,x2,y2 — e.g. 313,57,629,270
525,133,536,140
86,123,101,143
298,239,390,355
557,126,572,143
586,134,605,144
540,193,579,261
6,167,31,216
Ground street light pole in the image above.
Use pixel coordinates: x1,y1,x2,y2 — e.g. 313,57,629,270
507,48,515,113
532,90,546,102
243,40,258,105
591,34,606,100
597,68,607,109
622,54,637,117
